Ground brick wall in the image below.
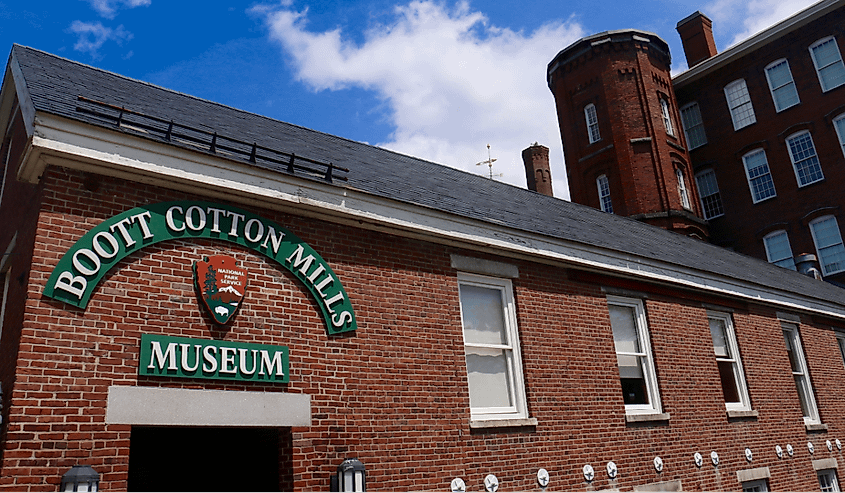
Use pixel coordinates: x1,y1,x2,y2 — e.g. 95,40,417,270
674,7,845,270
1,166,844,491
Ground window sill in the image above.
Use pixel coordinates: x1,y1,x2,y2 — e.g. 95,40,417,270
727,409,758,419
625,412,670,424
806,422,828,432
470,417,538,429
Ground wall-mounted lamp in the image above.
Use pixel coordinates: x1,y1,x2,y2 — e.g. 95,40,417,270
331,458,365,492
60,465,99,492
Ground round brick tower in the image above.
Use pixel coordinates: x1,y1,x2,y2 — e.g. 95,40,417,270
547,30,708,239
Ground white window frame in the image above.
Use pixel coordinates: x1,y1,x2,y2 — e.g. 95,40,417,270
585,103,601,144
782,323,820,426
660,98,675,136
708,311,751,412
695,169,724,219
833,113,845,160
765,59,800,112
742,479,769,492
676,168,691,210
786,131,824,187
810,37,845,92
680,102,707,149
457,272,529,422
742,149,777,203
0,267,8,343
763,230,796,270
810,215,845,276
597,174,613,213
607,296,661,416
818,469,841,492
837,333,845,369
725,79,756,130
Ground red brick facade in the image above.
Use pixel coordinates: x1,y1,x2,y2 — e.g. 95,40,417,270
2,162,845,490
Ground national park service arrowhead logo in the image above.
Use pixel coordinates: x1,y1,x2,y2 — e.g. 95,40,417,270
193,255,247,325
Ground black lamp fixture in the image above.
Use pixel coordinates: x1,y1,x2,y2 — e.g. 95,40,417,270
332,458,366,492
60,465,99,492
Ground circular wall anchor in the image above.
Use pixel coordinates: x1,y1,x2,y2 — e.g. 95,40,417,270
837,439,842,451
827,440,833,452
745,448,753,462
808,441,815,455
776,445,783,459
711,451,720,467
484,474,499,493
694,452,703,468
450,478,466,493
787,444,794,456
653,456,664,473
537,469,549,488
606,461,618,479
583,464,595,483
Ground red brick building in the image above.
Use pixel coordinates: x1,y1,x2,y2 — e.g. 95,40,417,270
3,44,845,492
552,0,845,286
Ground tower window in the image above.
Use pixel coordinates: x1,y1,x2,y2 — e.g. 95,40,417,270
675,168,691,210
585,104,601,144
660,98,675,136
596,174,613,213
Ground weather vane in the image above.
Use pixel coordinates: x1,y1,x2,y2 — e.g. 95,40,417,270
475,144,503,180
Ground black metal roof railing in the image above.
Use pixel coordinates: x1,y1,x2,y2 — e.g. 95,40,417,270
75,96,349,183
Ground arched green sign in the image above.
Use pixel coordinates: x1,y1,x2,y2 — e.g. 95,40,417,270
43,201,356,334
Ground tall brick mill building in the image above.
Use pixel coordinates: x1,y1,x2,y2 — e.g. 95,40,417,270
4,34,845,493
549,0,845,287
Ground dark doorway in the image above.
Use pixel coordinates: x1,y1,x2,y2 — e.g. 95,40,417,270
128,426,284,491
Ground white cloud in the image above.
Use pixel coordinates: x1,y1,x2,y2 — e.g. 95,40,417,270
83,0,151,19
254,1,585,199
68,20,133,59
705,0,818,47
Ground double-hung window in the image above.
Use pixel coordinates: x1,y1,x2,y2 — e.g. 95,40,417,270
786,131,824,186
585,104,601,144
607,296,661,415
782,323,820,425
597,174,613,213
742,149,777,203
660,98,675,136
709,312,751,411
809,215,845,276
837,334,845,368
695,169,724,219
763,230,796,270
680,102,707,149
725,79,756,130
457,273,528,421
765,59,800,111
818,470,841,492
810,37,845,92
834,113,845,159
676,169,691,210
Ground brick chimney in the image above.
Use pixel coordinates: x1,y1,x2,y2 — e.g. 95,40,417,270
522,143,553,196
676,12,717,67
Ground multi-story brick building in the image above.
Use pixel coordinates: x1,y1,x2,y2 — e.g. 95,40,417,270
3,44,845,492
551,0,845,286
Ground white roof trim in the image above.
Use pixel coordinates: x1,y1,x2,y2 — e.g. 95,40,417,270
19,112,845,322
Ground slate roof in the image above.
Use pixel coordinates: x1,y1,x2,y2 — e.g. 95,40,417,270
6,44,845,309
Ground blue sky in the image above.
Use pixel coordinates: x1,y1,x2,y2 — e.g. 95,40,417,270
0,0,819,199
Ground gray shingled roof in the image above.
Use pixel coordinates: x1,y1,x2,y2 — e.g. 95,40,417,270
6,44,845,309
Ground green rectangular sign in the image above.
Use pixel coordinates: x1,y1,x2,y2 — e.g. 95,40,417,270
139,334,289,383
